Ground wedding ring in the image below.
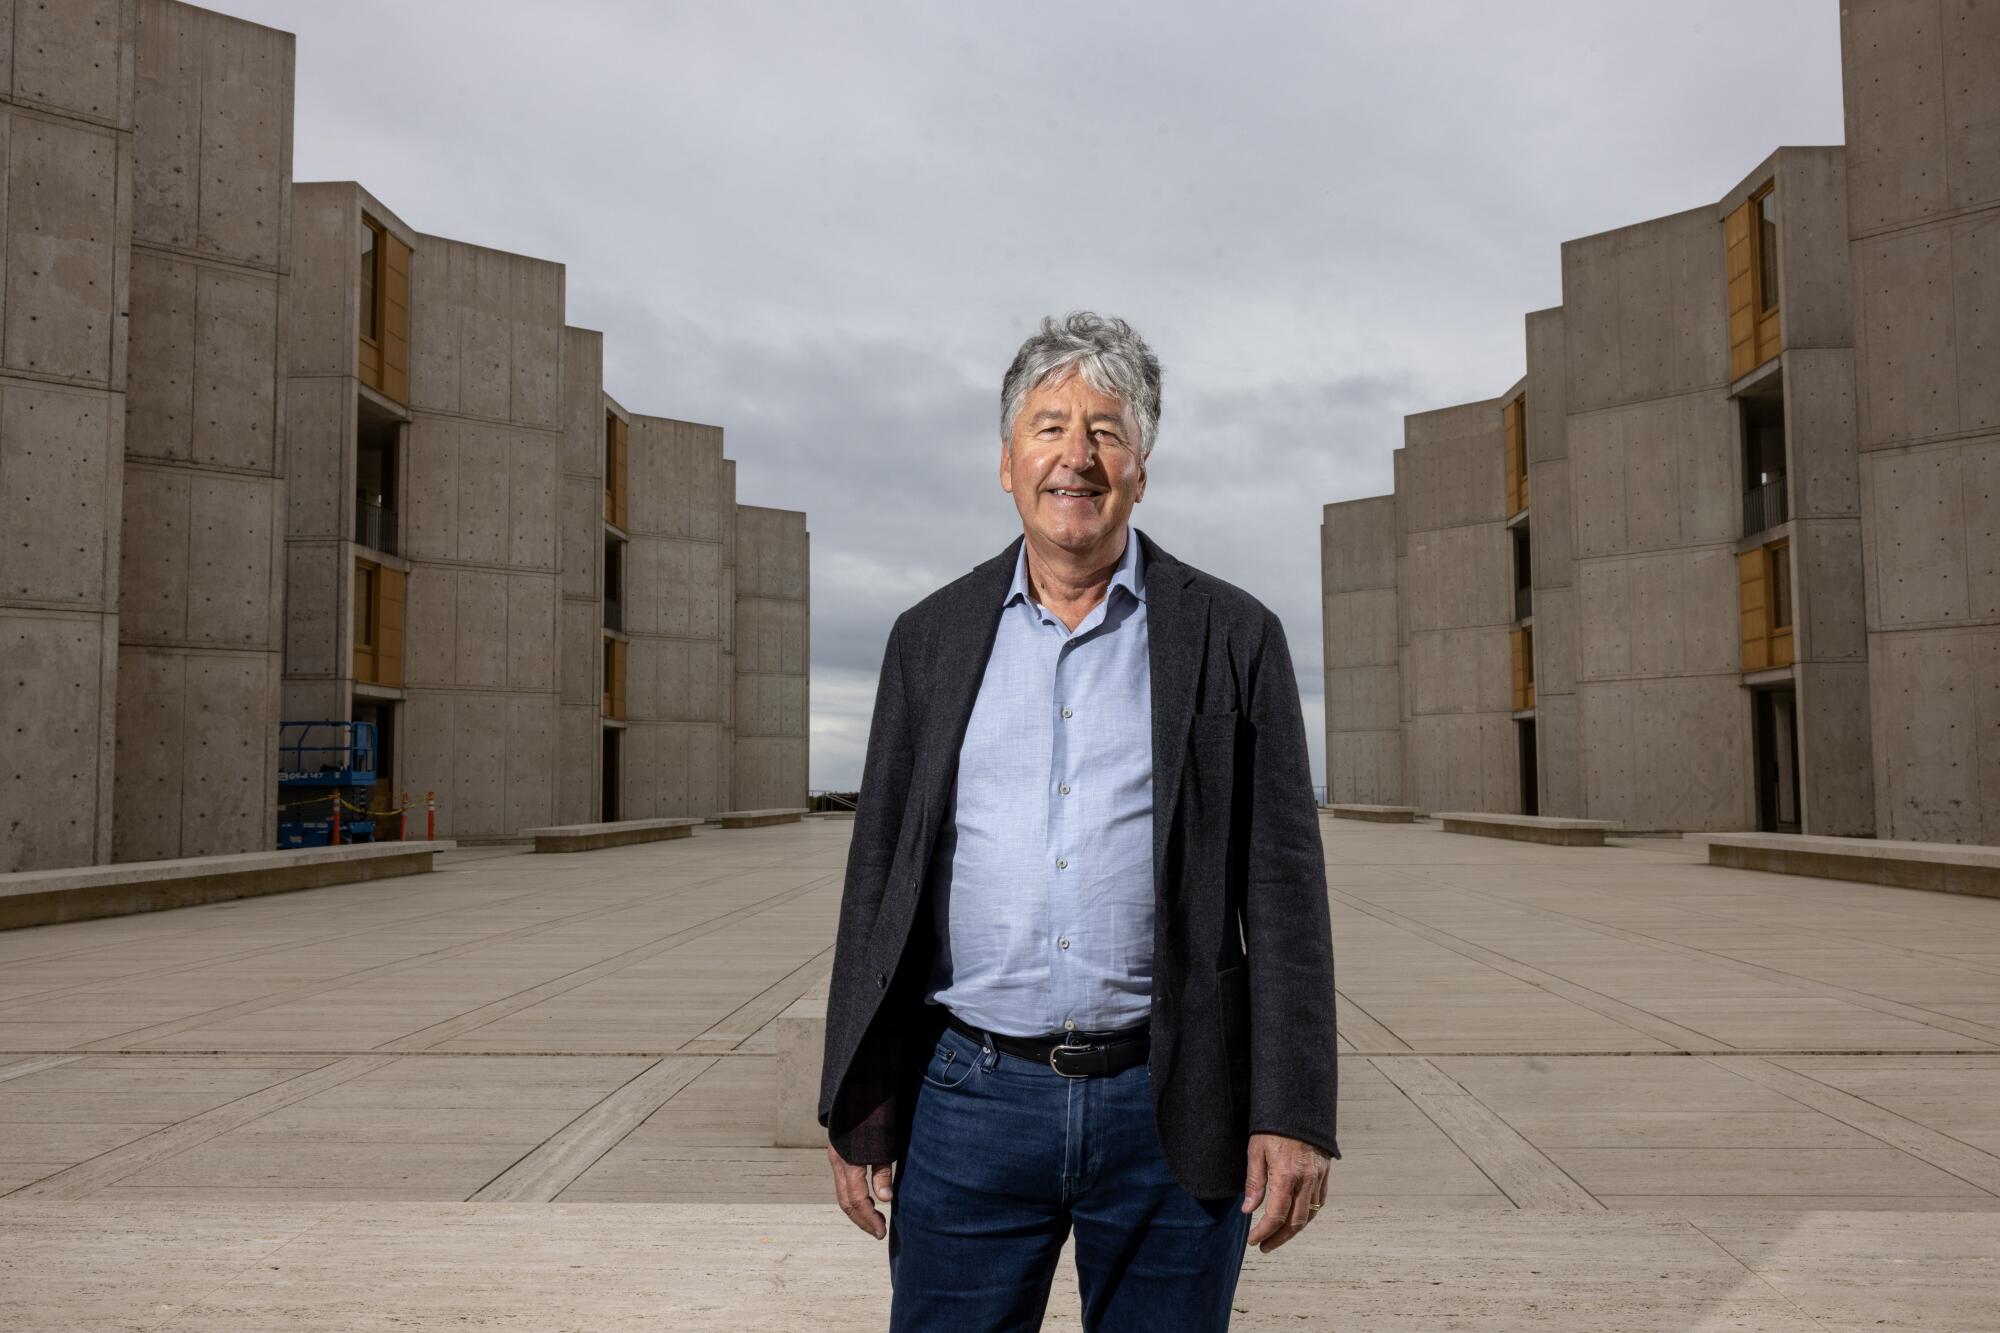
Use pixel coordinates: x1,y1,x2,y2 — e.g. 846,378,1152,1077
1308,1203,1323,1212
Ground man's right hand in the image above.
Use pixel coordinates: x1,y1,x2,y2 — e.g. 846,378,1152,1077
827,1143,894,1239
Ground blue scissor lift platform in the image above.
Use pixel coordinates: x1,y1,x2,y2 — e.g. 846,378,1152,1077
278,720,379,848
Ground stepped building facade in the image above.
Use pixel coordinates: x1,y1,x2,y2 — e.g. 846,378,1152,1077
0,0,808,872
1323,0,1997,841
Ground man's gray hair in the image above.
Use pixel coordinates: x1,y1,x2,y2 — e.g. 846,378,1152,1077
1000,311,1162,459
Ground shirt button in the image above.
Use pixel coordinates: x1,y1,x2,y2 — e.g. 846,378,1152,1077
1059,783,1071,796
874,972,886,989
1064,1018,1076,1031
1059,937,1070,950
1056,858,1067,870
1061,707,1073,719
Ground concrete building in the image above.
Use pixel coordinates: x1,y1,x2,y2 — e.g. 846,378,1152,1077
1,0,292,873
1323,0,1987,841
280,182,809,842
1,0,809,869
1840,0,2000,844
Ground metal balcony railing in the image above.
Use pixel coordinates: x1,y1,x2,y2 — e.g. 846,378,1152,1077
1515,583,1533,622
356,499,398,554
603,594,623,633
1743,476,1788,537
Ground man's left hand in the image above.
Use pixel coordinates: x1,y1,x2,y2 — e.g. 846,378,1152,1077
1241,1132,1331,1252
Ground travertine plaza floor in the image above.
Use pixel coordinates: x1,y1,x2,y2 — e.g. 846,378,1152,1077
2,816,1997,1329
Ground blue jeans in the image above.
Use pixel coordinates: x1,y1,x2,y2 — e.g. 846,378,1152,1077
887,1020,1252,1332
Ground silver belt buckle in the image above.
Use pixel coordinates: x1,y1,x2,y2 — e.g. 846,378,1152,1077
1050,1032,1092,1078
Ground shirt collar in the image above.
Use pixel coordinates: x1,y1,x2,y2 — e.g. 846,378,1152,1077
1003,528,1147,609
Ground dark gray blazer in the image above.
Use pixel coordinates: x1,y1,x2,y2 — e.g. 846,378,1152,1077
817,526,1339,1199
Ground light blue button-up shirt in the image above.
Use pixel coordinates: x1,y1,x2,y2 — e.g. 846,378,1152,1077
924,529,1155,1038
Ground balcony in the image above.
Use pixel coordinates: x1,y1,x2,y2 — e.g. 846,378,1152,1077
1514,583,1532,622
356,498,398,555
603,594,623,633
1743,476,1788,537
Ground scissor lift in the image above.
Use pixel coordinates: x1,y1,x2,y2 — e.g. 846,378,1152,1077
277,720,378,848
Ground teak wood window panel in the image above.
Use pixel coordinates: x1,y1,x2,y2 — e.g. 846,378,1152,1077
357,213,411,404
1511,626,1536,711
352,558,406,687
1503,395,1530,516
1725,184,1783,381
1738,538,1794,671
604,411,629,527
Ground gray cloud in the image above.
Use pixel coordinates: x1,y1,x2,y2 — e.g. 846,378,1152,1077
216,0,1844,788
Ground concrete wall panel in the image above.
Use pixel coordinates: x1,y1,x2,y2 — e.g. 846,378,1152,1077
452,692,507,835
175,650,276,856
15,0,132,126
117,464,186,639
555,704,595,825
454,570,508,688
188,7,288,268
1786,348,1861,518
1868,627,1998,843
0,612,112,870
1863,444,1975,625
190,264,279,470
505,693,553,834
402,563,457,686
108,643,182,861
562,329,603,477
1776,148,1854,352
508,430,556,567
510,257,561,429
1944,0,2000,211
185,470,275,646
455,421,508,564
5,114,121,383
1841,0,1950,235
284,182,351,376
403,414,459,562
1796,518,1871,661
1797,659,1876,836
560,475,597,600
125,250,195,458
1,381,120,606
281,540,338,679
282,375,346,539
559,599,597,707
505,572,554,691
1853,227,1958,448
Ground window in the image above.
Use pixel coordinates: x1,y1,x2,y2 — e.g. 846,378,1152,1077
357,213,410,404
1754,185,1780,314
1726,183,1783,379
354,565,376,649
1770,540,1792,631
1738,539,1794,671
604,410,629,527
360,218,381,342
1503,396,1529,516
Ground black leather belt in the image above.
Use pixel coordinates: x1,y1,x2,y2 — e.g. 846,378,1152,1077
946,1011,1150,1078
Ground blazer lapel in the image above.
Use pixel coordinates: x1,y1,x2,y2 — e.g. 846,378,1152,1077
1139,528,1209,902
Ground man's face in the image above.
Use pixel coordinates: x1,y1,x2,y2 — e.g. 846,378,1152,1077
1000,371,1147,557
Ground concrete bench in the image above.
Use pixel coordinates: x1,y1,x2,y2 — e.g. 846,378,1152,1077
0,841,456,931
715,808,809,829
519,818,701,853
1326,804,1421,823
1684,832,2000,899
1433,812,1623,846
773,978,830,1148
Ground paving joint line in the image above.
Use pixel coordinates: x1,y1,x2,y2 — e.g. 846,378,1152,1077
468,1055,717,1202
1705,1055,2000,1197
0,863,748,1016
1356,865,2000,1047
374,875,839,1052
1325,885,1724,1051
1680,1216,1837,1333
77,869,820,1052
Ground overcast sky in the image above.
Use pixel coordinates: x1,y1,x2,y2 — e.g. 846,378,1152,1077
218,1,1846,791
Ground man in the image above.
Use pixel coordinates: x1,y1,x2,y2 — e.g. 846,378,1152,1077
820,311,1339,1331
